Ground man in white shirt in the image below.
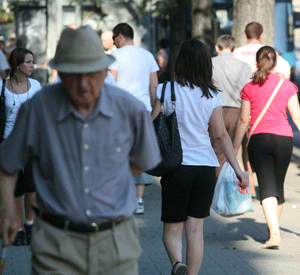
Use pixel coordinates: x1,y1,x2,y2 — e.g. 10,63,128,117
109,23,159,214
234,21,291,80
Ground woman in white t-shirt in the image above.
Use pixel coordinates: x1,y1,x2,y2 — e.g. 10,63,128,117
151,40,249,275
1,48,41,246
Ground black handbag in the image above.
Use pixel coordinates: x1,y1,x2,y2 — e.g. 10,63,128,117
147,81,183,177
0,79,6,142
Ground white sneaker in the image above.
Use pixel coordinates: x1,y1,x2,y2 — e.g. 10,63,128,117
134,202,145,214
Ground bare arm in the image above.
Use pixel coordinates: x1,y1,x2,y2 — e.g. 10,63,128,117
210,106,248,188
0,167,19,246
233,100,251,153
151,98,162,121
288,94,300,132
149,72,159,108
109,69,118,81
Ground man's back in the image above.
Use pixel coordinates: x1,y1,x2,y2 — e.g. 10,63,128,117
234,42,291,80
212,52,252,108
110,45,159,111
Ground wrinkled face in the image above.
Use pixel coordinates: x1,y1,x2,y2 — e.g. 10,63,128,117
18,54,34,76
59,69,107,108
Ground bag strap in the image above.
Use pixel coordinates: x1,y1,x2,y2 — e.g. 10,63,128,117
1,79,6,98
159,81,168,104
159,81,176,109
247,78,284,146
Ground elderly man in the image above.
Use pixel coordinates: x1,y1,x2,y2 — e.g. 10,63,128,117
0,26,161,274
101,30,116,54
109,23,159,215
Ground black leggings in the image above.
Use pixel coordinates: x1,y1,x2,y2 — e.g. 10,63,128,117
248,133,292,204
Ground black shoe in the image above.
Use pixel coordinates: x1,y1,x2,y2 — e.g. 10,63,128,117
24,224,33,244
12,230,26,246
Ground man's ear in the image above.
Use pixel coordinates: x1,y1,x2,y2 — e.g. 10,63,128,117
215,45,220,54
259,33,263,41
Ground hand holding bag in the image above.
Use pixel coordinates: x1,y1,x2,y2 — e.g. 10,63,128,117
147,81,183,177
0,79,6,142
211,161,253,217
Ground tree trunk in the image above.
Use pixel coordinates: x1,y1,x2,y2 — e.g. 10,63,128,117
191,0,214,53
232,0,275,48
169,0,188,79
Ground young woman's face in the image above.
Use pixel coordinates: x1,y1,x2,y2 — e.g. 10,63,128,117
18,53,34,76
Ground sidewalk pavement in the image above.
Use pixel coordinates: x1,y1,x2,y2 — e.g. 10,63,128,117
1,137,300,275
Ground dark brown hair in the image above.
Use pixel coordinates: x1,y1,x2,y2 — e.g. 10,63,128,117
112,23,134,40
245,22,263,40
216,35,235,52
252,46,276,84
9,48,34,78
175,40,218,99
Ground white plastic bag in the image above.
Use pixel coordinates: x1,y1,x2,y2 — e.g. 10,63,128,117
211,161,253,217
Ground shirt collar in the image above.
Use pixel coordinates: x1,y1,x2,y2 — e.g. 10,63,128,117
57,83,113,122
219,51,233,57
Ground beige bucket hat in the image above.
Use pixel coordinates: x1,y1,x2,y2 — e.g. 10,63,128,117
49,25,115,73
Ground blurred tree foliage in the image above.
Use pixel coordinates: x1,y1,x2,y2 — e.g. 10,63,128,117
0,2,14,24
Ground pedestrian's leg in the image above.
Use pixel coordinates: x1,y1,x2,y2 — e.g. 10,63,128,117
12,196,26,246
135,184,145,214
163,222,185,268
242,136,256,196
185,217,204,275
136,184,145,201
277,203,283,220
261,196,281,248
15,196,24,228
24,191,36,244
24,191,36,220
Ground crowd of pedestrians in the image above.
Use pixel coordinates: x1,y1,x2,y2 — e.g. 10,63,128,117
0,20,299,275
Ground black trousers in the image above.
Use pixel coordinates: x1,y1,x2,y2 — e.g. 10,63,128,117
248,133,293,204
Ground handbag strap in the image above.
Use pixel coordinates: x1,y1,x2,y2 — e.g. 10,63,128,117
159,81,176,109
1,79,5,98
247,78,284,146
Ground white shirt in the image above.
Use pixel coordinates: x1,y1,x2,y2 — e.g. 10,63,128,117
155,81,222,166
0,50,9,73
52,71,117,86
109,45,159,111
1,78,41,138
234,42,291,80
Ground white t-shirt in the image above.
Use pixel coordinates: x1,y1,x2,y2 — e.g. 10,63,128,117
109,45,159,111
234,42,291,80
52,71,117,86
1,78,41,138
155,81,222,166
0,50,9,73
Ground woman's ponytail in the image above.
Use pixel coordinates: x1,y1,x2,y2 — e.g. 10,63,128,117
252,46,276,84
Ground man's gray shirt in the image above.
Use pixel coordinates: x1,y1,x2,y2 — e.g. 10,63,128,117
212,52,252,108
0,83,161,223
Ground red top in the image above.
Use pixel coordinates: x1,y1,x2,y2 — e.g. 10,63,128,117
240,74,298,137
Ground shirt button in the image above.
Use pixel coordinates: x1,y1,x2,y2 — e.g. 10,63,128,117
84,123,89,128
84,166,90,171
116,147,121,152
84,144,89,150
86,210,91,216
84,188,90,193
